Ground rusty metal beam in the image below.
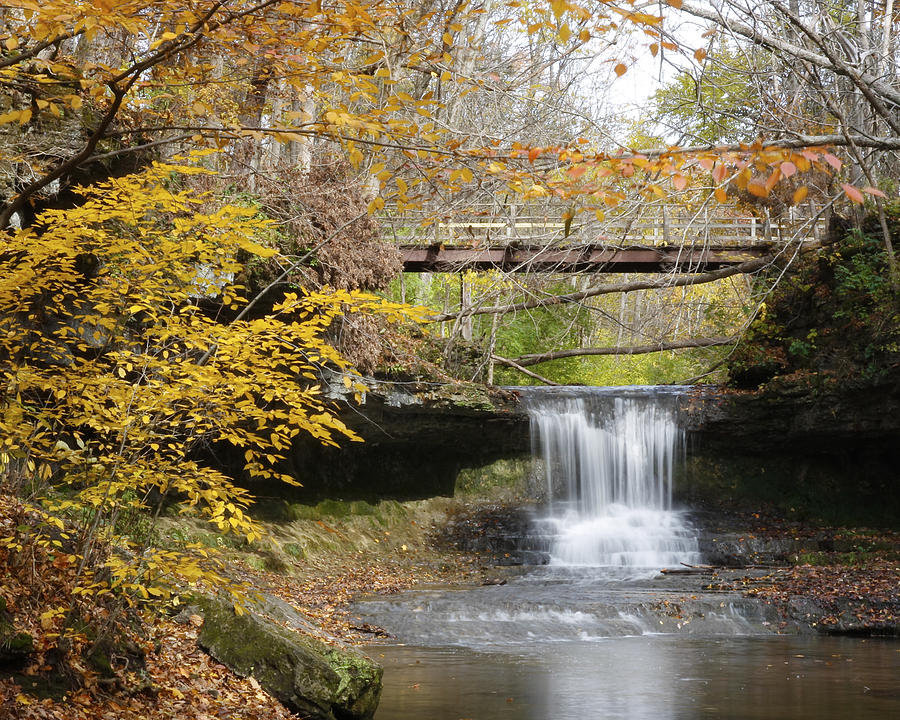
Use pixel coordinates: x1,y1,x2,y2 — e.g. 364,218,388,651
399,243,773,273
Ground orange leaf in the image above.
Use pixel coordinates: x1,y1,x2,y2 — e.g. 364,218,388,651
823,153,842,171
841,183,864,204
862,186,887,198
694,48,707,62
666,0,683,7
698,158,714,171
792,186,808,204
614,63,628,77
747,180,768,198
528,147,540,162
714,187,728,203
711,164,727,183
793,154,810,172
780,161,797,178
568,164,588,180
672,174,688,191
650,43,659,57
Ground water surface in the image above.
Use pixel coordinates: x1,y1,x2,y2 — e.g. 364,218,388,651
368,634,900,720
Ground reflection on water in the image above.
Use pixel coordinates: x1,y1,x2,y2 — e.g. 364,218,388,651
370,636,900,720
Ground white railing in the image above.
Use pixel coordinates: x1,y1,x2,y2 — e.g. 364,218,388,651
381,205,826,247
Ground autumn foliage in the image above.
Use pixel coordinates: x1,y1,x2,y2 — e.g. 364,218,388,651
0,159,423,690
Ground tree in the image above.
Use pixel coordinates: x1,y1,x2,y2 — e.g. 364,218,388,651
0,157,420,598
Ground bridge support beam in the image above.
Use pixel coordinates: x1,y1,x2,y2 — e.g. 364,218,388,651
399,244,773,273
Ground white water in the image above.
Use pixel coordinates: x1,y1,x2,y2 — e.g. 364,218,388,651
524,388,700,570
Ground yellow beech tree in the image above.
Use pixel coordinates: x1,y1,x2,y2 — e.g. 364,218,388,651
0,159,421,606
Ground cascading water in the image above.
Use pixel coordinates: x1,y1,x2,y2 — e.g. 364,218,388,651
522,387,700,570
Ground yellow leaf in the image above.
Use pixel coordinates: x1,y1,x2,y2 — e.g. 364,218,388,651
614,63,628,77
714,187,728,203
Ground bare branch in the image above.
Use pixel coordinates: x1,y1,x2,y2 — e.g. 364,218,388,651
508,336,738,368
428,255,774,323
490,355,561,385
678,2,900,110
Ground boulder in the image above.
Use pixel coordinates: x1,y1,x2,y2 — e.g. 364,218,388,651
0,596,33,667
196,596,382,720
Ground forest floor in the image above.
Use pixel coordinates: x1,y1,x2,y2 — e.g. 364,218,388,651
1,495,898,719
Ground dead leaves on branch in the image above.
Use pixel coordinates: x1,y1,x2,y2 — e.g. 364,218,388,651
2,0,878,226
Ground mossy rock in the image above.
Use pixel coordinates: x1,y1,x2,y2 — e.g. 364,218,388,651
196,597,382,720
0,597,33,667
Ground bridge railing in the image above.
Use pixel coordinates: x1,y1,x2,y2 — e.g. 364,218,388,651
380,205,827,247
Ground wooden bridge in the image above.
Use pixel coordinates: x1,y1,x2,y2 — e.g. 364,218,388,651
389,209,824,273
399,243,773,273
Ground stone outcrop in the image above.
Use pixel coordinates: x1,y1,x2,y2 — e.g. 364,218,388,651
221,379,531,504
0,596,32,668
195,596,382,720
677,381,900,525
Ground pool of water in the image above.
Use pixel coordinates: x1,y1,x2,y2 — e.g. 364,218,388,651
366,632,899,720
353,572,900,720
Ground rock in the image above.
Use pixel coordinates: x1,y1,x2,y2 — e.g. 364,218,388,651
213,381,531,504
196,596,382,720
0,596,33,667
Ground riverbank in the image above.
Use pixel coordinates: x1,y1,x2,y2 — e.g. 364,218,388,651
0,496,489,720
2,496,897,719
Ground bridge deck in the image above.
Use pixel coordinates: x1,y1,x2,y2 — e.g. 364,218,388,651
400,243,774,273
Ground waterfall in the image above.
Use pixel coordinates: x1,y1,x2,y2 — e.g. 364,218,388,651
522,387,700,569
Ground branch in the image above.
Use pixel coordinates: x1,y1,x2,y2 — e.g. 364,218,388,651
771,1,900,137
632,133,900,159
678,2,900,110
0,30,82,71
428,255,774,323
0,84,127,228
490,355,561,385
507,336,738,368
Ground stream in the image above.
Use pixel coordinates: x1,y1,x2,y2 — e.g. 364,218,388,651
352,387,900,719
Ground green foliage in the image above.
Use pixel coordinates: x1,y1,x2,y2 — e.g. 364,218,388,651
651,43,769,144
729,209,900,387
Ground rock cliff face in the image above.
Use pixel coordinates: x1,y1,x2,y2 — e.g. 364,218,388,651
678,381,900,526
218,367,897,524
224,380,531,504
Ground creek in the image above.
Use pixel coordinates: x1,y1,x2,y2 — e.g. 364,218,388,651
352,387,900,719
